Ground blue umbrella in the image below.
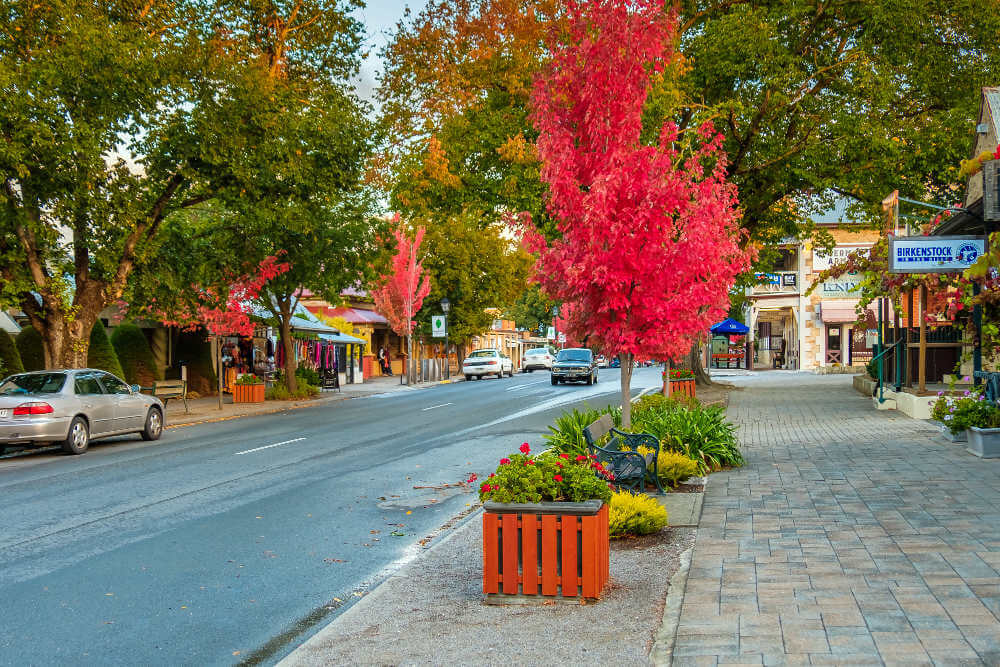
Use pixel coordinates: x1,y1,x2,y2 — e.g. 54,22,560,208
710,318,749,335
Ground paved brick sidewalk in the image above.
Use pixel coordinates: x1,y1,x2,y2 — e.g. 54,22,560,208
673,374,1000,666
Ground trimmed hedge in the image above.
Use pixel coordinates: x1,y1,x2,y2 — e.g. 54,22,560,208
88,321,126,379
15,326,44,371
0,329,24,377
111,323,161,386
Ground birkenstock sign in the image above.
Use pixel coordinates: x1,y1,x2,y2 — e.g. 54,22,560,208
888,236,985,273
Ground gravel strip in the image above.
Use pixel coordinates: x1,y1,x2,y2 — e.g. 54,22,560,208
281,512,695,666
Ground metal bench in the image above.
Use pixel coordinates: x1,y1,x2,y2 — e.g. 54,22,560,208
151,379,188,413
583,414,665,494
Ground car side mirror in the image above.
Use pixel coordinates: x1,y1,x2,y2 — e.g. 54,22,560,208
131,384,141,394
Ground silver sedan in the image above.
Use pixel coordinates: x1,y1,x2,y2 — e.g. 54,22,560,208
0,369,165,455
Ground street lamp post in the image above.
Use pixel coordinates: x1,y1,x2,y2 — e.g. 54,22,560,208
441,297,450,379
551,305,560,350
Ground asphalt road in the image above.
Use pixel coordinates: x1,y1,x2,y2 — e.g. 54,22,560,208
0,366,663,666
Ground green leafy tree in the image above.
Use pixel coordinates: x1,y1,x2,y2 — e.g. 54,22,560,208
87,321,125,380
0,0,366,369
413,212,532,352
0,330,24,377
110,323,160,386
504,284,555,335
15,326,44,372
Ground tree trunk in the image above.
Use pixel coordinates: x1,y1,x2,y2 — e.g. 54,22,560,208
407,334,413,385
22,286,103,369
620,352,634,428
279,307,298,393
688,338,712,386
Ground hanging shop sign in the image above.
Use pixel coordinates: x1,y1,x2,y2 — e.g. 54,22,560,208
754,272,780,285
813,244,871,272
888,236,985,274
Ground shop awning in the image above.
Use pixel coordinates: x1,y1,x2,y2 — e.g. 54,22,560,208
318,332,366,345
0,311,21,334
821,301,892,324
324,306,388,325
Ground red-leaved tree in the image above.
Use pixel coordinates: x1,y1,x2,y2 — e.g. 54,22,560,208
371,221,432,384
522,0,752,426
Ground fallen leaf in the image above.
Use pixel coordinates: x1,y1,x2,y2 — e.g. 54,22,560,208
255,516,263,519
406,510,412,515
233,651,241,656
105,593,114,597
324,558,345,563
390,531,405,537
180,606,187,609
370,530,380,534
333,597,342,602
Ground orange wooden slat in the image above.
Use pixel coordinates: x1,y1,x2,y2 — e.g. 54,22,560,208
580,513,598,598
501,513,519,594
561,515,578,597
540,514,559,596
521,513,538,595
483,512,500,594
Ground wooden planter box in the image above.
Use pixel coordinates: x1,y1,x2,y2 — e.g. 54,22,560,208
233,382,265,403
482,500,609,602
967,427,1000,458
666,378,696,398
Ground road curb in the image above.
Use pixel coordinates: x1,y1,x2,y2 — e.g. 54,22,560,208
165,377,464,430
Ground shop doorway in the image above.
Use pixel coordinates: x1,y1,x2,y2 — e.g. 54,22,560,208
825,325,843,364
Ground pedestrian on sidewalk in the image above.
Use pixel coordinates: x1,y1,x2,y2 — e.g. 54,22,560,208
378,346,393,376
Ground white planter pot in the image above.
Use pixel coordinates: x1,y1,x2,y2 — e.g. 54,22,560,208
935,421,967,442
966,427,1000,458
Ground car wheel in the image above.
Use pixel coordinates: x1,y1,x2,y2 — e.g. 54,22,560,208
62,416,89,455
527,368,533,373
586,372,594,386
465,374,472,381
551,376,559,385
140,407,163,441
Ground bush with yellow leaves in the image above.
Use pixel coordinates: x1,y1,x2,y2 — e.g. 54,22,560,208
608,490,668,538
657,450,700,488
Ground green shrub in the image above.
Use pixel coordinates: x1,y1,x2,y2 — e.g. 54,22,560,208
865,359,878,380
111,323,161,386
631,393,697,429
15,326,44,371
234,373,262,385
640,403,743,473
87,321,125,379
544,405,621,457
608,491,668,538
657,450,701,488
295,365,321,386
0,330,24,377
266,382,318,401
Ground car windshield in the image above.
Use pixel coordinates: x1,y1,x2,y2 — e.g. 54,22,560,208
0,373,67,396
557,350,592,362
525,349,548,356
468,350,498,358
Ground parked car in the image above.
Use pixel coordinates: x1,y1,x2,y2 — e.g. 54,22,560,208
522,347,555,372
0,369,164,455
551,348,598,385
462,349,514,380
596,355,608,368
609,356,621,368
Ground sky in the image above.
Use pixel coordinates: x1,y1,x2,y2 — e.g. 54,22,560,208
353,1,430,103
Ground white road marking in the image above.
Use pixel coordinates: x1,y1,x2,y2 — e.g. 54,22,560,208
234,437,306,455
421,402,453,411
505,380,548,391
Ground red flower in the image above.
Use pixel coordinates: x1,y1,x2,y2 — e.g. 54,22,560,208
559,453,570,459
519,442,531,454
499,458,511,465
525,460,535,466
488,473,496,478
466,473,478,484
480,482,490,492
553,474,563,482
576,455,587,462
554,461,563,468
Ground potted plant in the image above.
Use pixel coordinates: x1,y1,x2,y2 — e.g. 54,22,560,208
663,368,696,398
931,392,970,442
477,443,613,602
232,373,265,403
965,399,1000,459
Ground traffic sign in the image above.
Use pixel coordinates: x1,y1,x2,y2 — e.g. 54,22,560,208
431,315,446,338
